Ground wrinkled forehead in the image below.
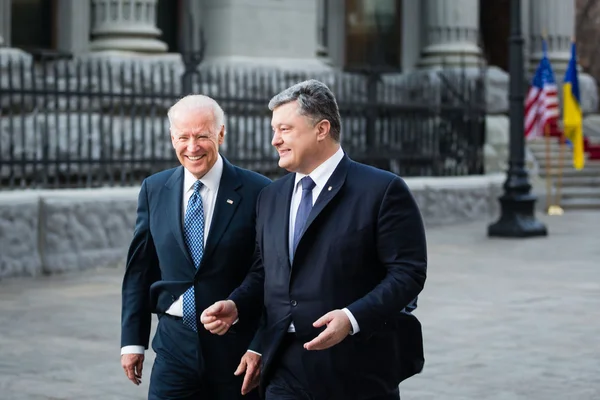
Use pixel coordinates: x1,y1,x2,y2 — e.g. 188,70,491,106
171,111,217,134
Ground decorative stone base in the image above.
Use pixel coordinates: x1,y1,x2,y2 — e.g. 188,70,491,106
418,42,483,68
89,37,168,53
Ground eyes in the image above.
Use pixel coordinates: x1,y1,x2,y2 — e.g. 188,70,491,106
272,126,291,133
177,134,211,142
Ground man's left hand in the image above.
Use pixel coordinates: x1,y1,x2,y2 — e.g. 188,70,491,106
234,351,261,395
303,309,352,351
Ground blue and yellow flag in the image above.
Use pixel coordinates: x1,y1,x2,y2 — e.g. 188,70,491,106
562,42,585,170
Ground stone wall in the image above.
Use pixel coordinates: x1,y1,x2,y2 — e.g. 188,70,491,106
0,175,506,279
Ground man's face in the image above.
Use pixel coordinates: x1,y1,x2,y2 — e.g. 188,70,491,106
170,110,224,179
271,101,319,174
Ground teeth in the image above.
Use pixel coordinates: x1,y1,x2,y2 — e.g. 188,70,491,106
188,156,202,161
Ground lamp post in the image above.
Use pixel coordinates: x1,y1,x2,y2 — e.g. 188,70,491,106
488,0,547,238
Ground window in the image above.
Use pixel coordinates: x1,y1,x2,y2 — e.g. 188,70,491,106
11,0,57,52
156,0,181,53
345,0,402,70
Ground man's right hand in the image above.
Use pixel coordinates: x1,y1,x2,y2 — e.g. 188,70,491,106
121,353,144,385
200,300,238,335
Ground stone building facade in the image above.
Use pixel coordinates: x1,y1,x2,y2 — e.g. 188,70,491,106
0,0,598,174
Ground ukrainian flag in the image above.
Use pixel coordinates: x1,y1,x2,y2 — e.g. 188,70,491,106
562,42,585,170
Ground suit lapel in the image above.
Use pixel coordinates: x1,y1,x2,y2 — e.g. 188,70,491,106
276,174,295,266
164,166,194,267
199,158,241,270
298,155,350,245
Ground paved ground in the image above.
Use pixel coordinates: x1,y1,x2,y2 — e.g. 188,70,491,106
1,211,599,400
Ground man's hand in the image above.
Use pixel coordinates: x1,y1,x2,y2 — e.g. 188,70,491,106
234,351,262,395
303,309,352,351
200,300,238,335
121,353,144,385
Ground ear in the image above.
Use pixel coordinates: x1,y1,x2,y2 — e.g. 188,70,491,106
315,119,331,142
217,125,225,145
170,129,177,149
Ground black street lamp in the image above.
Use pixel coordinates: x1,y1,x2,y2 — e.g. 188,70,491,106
487,0,548,238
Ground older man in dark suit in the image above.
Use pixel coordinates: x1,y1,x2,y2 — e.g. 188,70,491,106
120,95,270,399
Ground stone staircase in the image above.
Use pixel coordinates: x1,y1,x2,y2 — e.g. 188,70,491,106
527,138,600,210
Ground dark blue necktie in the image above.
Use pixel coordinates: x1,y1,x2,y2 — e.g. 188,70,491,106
293,176,316,255
182,180,205,331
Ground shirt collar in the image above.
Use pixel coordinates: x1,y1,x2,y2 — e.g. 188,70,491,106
294,147,344,190
183,154,224,194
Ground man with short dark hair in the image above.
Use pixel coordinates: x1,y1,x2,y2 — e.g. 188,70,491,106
201,80,428,400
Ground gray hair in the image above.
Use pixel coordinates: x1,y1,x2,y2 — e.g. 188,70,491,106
167,94,226,134
268,79,341,142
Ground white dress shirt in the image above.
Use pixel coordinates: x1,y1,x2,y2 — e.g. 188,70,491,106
287,147,360,335
121,156,224,355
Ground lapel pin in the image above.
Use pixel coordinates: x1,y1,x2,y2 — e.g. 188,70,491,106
227,199,234,204
328,186,332,191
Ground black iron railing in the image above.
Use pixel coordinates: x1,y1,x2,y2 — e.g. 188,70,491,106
0,50,486,189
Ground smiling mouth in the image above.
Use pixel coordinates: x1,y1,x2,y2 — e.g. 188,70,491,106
278,149,290,156
187,155,205,161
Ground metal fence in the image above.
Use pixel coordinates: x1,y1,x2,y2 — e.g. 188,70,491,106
0,50,486,189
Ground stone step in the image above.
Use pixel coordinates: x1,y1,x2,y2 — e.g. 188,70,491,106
527,141,565,151
559,187,600,199
539,167,600,178
529,151,574,160
536,160,600,170
554,176,600,187
560,197,600,210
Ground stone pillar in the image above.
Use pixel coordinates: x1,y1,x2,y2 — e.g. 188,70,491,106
56,0,91,55
528,0,572,74
89,0,167,53
418,0,482,67
202,0,327,70
0,0,11,47
529,0,597,113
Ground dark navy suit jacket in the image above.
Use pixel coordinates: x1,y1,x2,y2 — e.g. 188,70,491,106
230,155,427,400
121,157,270,380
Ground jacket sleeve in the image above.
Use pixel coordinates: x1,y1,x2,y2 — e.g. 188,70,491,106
228,189,265,323
121,180,161,348
346,176,427,335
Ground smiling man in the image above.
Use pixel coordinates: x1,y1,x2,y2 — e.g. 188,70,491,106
201,80,428,400
120,95,270,400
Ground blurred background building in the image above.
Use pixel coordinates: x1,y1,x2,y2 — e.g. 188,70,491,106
1,0,600,209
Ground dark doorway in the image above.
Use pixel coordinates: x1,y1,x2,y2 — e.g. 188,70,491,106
157,0,181,52
479,0,510,71
11,0,57,52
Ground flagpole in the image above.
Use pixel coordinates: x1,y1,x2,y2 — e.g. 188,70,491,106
554,130,566,213
488,0,548,238
544,123,552,212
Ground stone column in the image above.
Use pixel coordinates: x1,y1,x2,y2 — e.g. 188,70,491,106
528,0,573,74
56,0,91,55
0,0,11,47
529,0,597,113
89,0,167,53
201,0,327,70
418,0,482,67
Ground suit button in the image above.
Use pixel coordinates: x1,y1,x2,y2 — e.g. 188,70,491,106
290,300,297,307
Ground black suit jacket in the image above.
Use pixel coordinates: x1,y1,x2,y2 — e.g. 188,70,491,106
121,158,270,378
230,155,427,400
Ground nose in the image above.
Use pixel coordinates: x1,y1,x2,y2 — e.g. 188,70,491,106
186,139,199,153
271,130,282,147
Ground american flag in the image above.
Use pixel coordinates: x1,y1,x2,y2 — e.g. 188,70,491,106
524,41,560,140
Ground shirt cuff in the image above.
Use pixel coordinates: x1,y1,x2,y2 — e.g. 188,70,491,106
247,349,262,356
121,345,145,355
342,308,360,335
